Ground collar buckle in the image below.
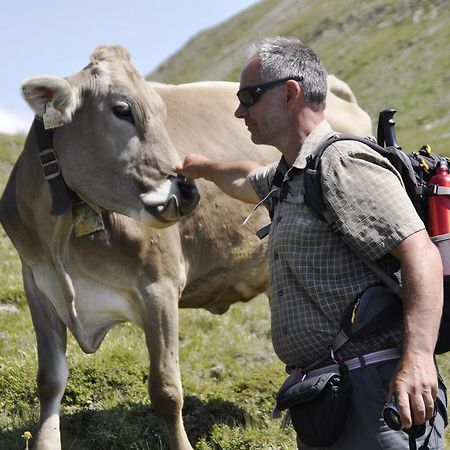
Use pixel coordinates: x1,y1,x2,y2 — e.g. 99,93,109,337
39,148,61,180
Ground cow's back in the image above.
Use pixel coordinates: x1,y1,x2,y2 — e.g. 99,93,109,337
153,81,279,163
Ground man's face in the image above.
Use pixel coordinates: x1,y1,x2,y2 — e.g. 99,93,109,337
235,58,286,148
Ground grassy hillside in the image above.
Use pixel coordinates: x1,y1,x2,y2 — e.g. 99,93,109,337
150,0,450,154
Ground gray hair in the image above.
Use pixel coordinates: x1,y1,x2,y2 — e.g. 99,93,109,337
247,36,327,111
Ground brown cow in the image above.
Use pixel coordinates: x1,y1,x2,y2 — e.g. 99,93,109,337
0,46,371,449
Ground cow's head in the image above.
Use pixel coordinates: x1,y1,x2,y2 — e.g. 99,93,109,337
21,45,200,227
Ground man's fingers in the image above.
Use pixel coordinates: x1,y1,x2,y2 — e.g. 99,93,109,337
396,391,413,429
172,154,209,180
173,156,193,175
409,394,428,426
423,391,436,422
398,392,435,429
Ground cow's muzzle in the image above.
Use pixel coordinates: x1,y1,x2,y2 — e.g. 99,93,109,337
140,175,200,224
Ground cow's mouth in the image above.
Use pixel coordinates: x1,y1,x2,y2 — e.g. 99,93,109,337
140,175,200,223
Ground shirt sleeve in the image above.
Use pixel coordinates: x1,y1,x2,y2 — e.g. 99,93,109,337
248,161,279,210
320,141,425,261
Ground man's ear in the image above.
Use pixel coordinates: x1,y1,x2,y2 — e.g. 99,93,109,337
285,79,303,110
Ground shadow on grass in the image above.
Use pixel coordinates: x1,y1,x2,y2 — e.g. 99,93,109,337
0,395,246,450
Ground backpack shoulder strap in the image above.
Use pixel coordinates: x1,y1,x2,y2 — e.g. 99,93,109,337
305,135,404,297
260,134,394,238
305,134,367,222
261,134,381,235
304,134,400,222
309,133,387,166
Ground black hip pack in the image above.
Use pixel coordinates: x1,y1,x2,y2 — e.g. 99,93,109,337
276,364,352,447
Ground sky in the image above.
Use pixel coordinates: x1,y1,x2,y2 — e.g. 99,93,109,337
0,0,259,134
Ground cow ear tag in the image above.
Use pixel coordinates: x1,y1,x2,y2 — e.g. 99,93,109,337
43,102,63,130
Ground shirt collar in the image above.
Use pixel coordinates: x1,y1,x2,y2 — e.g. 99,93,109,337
291,120,335,169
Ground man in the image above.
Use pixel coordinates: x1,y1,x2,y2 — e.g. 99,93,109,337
175,36,447,449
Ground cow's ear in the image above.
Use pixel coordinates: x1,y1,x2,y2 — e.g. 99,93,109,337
21,75,79,121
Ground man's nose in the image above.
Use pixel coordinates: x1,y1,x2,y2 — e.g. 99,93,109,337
234,102,247,118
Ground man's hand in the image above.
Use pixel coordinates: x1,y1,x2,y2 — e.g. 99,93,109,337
174,154,212,180
174,153,261,204
389,352,438,429
389,229,442,429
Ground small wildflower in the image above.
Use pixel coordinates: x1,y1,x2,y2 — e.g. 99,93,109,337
22,431,32,450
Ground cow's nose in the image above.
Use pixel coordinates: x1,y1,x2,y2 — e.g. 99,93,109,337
175,176,200,216
140,176,200,225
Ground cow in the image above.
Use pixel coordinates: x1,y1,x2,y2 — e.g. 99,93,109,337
0,45,372,450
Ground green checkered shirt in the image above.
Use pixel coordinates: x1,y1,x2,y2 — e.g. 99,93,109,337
249,120,424,368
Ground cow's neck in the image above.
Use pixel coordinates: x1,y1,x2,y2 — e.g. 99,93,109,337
26,118,105,238
32,117,79,215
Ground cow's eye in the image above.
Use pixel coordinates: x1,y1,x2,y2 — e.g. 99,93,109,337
113,101,135,124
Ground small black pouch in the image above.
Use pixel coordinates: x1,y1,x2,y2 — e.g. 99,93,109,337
276,364,352,446
340,283,403,341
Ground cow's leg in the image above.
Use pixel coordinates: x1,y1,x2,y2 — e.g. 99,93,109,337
23,265,68,450
143,281,193,450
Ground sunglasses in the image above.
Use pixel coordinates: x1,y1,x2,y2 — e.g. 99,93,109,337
236,77,302,108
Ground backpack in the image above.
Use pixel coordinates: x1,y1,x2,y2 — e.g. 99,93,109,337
266,109,450,354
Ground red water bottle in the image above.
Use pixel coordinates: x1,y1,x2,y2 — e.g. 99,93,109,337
427,160,450,237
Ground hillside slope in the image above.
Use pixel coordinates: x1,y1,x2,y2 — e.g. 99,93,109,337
149,0,450,153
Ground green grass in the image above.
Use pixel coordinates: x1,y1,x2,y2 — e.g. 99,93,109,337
0,134,25,301
0,295,295,450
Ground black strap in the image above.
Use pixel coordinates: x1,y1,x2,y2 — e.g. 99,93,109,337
314,134,431,214
33,118,76,215
306,135,405,297
415,415,435,450
409,433,418,450
312,134,377,159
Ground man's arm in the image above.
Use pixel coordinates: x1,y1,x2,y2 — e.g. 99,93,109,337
174,153,261,204
389,229,443,428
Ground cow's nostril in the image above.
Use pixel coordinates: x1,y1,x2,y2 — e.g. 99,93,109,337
176,179,200,215
177,180,197,201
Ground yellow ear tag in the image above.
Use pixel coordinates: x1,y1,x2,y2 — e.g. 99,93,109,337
43,102,63,130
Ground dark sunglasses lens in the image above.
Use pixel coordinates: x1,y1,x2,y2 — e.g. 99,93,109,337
237,88,256,107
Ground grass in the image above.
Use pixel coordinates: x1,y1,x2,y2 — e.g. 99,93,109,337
0,294,296,450
0,134,25,301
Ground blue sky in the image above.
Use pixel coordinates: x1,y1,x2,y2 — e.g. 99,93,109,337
0,0,258,134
